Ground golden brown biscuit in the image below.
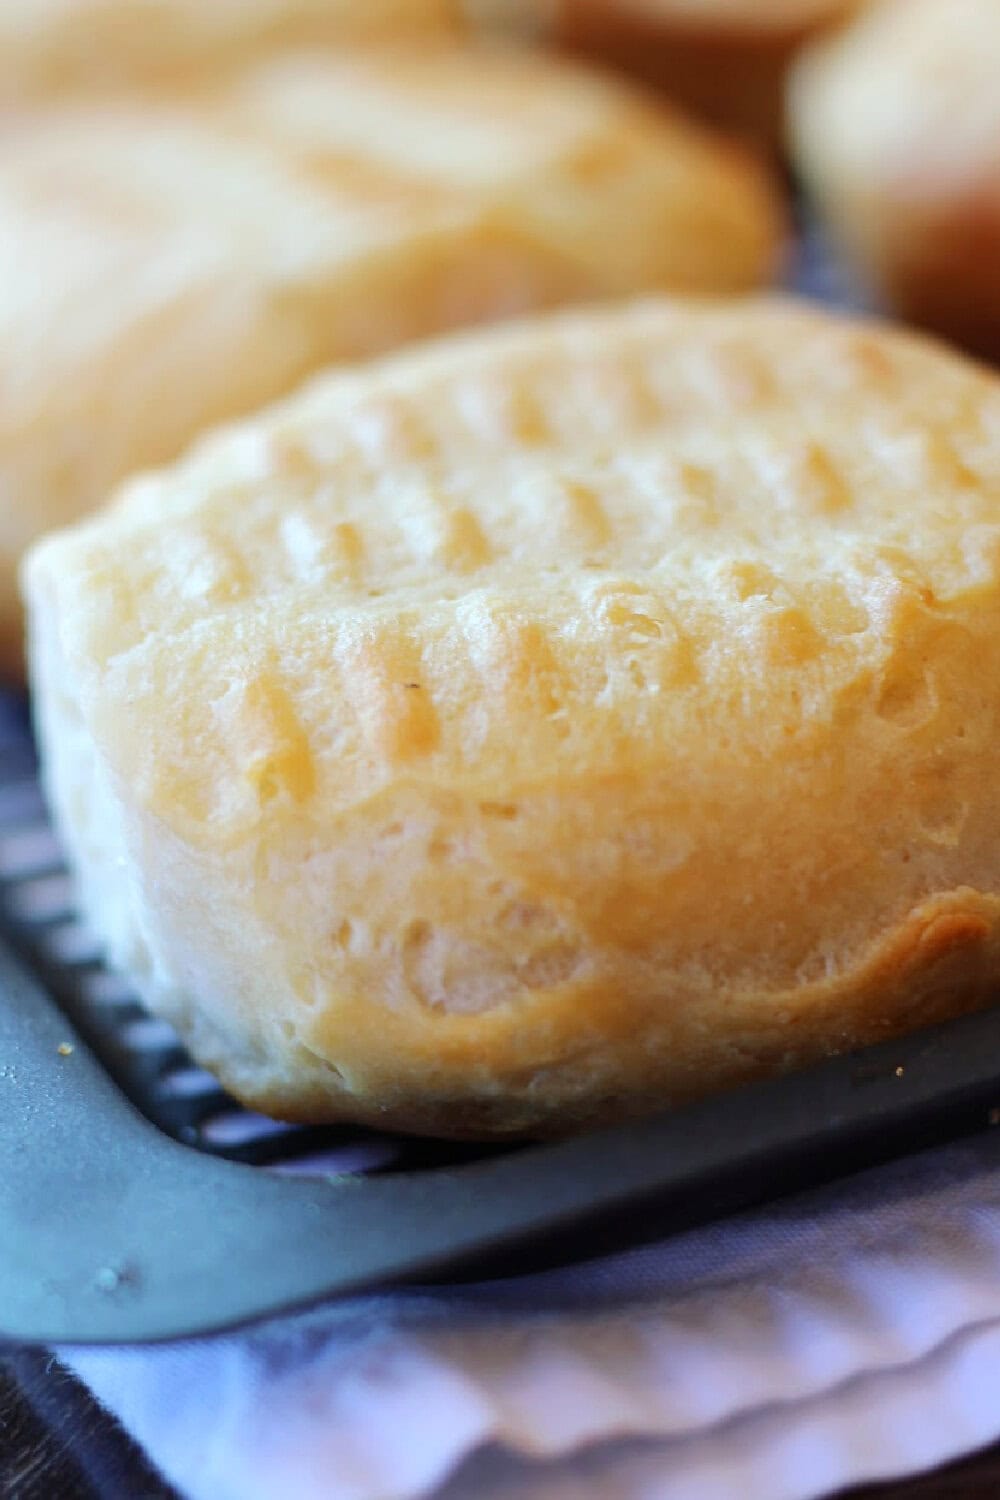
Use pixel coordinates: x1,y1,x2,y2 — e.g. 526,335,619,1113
0,45,782,676
25,297,1000,1138
0,0,459,98
789,0,1000,360
553,0,862,148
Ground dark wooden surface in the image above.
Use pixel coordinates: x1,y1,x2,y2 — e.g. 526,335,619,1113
849,1446,1000,1499
2,1351,1000,1499
0,1352,174,1499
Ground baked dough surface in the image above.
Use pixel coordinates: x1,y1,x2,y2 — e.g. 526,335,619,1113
0,1,459,97
28,297,1000,1137
0,44,781,675
789,0,1000,359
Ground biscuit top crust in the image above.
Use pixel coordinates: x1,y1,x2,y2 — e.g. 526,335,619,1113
26,297,1000,856
791,0,1000,188
0,0,461,96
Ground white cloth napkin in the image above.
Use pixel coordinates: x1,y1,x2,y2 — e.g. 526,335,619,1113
62,1123,1000,1500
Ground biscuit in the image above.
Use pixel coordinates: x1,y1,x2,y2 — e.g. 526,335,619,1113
25,297,1000,1138
0,45,783,675
789,0,1000,360
553,0,861,148
0,1,458,99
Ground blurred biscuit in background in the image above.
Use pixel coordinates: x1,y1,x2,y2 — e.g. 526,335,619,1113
0,43,783,676
0,0,461,98
789,0,1000,361
552,0,863,148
